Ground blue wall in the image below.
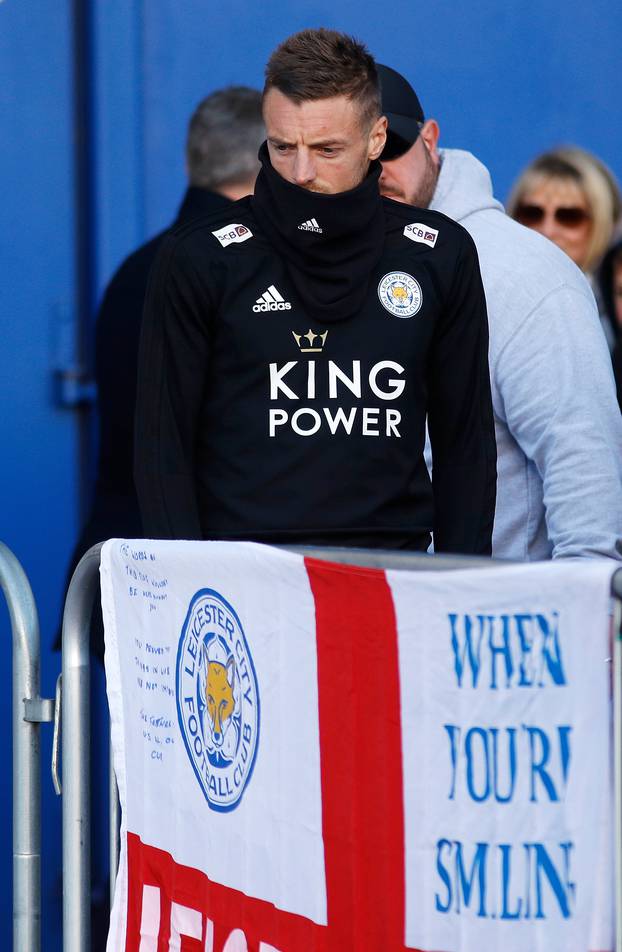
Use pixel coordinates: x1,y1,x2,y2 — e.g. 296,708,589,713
1,1,621,947
93,0,622,296
1,0,78,947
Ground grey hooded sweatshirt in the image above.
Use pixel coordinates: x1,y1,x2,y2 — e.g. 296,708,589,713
431,149,622,560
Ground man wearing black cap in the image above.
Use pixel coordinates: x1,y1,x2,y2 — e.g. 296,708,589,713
135,30,497,555
376,66,437,207
378,63,622,561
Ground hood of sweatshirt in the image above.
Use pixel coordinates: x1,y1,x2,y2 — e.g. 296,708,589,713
431,148,504,223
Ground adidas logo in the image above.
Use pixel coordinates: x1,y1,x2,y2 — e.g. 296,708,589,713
298,218,323,233
252,285,292,312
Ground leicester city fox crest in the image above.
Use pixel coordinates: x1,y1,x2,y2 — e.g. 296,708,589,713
378,271,422,318
177,589,260,811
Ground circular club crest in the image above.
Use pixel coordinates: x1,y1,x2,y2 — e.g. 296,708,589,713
176,589,260,812
377,271,422,318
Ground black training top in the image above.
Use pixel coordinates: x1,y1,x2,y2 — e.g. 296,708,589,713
135,149,496,553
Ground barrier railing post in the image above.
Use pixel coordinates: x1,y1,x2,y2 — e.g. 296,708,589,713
109,734,119,907
61,542,102,952
0,541,54,951
612,569,622,952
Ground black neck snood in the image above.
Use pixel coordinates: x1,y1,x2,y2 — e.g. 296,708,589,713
250,142,385,323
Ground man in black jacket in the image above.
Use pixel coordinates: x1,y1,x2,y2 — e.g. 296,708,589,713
135,29,497,554
58,86,264,660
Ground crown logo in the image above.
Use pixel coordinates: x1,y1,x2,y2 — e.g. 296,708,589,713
292,329,328,353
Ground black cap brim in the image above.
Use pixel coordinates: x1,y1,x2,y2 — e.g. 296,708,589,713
381,119,420,161
377,63,425,161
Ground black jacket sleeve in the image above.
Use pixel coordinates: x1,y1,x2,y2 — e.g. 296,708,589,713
427,231,497,555
134,232,214,539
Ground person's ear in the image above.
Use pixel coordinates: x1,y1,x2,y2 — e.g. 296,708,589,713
420,119,440,165
368,115,388,161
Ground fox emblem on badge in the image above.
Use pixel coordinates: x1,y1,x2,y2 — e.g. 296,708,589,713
378,271,423,318
201,640,239,762
177,589,260,811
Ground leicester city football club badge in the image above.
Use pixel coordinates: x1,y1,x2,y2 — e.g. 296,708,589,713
378,271,422,318
176,589,260,812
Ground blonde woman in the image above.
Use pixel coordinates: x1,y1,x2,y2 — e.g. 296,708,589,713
508,147,621,351
508,147,621,275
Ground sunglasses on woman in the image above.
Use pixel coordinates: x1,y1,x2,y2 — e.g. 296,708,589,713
515,204,591,228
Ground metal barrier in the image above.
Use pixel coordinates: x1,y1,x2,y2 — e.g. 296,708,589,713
0,541,55,951
59,542,622,952
615,593,622,952
60,542,100,951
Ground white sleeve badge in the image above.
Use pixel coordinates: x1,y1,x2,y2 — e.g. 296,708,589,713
403,223,438,248
212,224,254,248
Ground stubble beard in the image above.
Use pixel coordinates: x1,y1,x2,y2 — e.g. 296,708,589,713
382,145,439,209
410,149,439,208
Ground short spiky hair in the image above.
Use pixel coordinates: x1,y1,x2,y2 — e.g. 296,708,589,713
264,28,380,129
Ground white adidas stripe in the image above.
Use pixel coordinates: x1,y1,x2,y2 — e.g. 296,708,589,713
253,284,291,311
255,285,288,306
268,284,285,302
298,218,322,231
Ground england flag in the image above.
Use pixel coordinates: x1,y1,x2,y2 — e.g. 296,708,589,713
101,541,614,952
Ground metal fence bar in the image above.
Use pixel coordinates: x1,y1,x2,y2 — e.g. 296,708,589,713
285,544,501,572
615,597,622,952
109,733,119,908
611,571,622,952
0,541,45,951
61,542,102,952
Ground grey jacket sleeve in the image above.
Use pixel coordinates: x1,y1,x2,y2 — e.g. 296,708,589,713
494,283,622,559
